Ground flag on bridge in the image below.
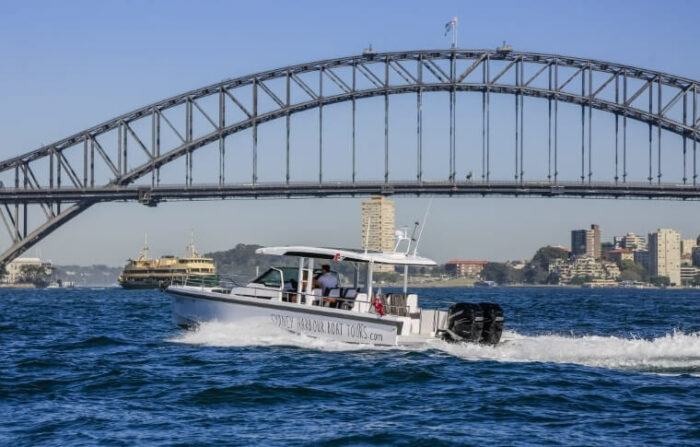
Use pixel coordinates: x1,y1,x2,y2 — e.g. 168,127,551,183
444,17,457,36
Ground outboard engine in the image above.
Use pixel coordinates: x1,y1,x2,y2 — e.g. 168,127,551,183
478,302,504,345
443,303,484,343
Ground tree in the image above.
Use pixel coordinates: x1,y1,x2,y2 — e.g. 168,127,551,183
524,264,548,284
481,263,523,284
524,246,569,285
531,246,569,270
619,269,642,282
545,271,561,285
619,260,649,282
650,275,670,287
18,264,51,287
569,274,593,285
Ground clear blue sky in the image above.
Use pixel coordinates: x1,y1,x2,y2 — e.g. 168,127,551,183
1,0,699,265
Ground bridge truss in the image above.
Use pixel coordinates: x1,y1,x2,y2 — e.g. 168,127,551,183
0,48,699,264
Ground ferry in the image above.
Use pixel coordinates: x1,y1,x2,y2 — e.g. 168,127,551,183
119,238,217,290
167,239,505,346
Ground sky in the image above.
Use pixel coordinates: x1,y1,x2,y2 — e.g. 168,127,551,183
0,0,699,266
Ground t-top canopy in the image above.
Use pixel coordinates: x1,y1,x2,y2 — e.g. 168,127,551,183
256,246,437,266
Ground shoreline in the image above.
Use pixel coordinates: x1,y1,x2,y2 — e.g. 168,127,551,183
377,280,698,290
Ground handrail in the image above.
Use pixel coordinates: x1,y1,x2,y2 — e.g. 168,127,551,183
169,278,415,316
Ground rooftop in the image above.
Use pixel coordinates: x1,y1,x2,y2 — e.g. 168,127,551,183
256,246,437,266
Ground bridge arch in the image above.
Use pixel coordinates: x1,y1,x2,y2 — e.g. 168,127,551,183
0,49,698,264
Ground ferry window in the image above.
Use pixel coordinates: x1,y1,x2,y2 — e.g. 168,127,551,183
252,268,282,288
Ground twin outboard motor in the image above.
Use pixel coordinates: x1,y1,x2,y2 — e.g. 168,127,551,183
443,302,504,345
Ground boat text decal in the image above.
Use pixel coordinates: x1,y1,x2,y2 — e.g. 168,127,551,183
270,313,388,342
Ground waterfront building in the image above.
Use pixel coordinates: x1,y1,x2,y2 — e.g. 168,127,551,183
648,228,681,286
445,260,488,277
680,265,700,285
612,232,647,251
634,250,650,271
2,257,53,284
608,248,634,264
506,260,528,270
681,239,697,259
361,195,395,272
571,224,601,259
549,257,619,284
692,246,700,267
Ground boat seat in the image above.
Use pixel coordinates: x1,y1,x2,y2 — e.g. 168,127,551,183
328,288,341,297
338,288,358,310
343,288,358,299
324,288,342,308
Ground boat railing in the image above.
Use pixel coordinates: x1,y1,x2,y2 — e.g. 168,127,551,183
280,290,366,311
169,277,415,316
279,290,413,316
169,274,243,291
377,293,415,317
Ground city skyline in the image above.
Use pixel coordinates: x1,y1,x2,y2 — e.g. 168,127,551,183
1,0,699,266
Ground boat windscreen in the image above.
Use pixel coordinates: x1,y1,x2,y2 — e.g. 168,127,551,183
251,268,282,288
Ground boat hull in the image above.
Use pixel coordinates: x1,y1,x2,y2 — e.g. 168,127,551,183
169,286,402,346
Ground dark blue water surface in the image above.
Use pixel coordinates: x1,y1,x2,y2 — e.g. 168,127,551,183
1,287,699,446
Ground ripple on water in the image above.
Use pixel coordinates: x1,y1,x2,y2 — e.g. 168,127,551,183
0,287,699,446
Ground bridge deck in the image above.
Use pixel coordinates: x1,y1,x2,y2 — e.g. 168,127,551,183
1,181,699,203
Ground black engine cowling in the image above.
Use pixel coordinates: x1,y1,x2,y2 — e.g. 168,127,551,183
443,302,504,344
444,303,484,343
478,302,504,345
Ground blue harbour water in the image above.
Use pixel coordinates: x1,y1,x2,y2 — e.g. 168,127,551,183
1,287,699,446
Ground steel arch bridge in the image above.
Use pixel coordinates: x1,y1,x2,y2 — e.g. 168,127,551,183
0,48,699,265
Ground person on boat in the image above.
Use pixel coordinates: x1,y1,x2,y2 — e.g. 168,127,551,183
283,278,298,303
314,264,338,294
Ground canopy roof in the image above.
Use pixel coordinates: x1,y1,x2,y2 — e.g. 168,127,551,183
256,246,437,266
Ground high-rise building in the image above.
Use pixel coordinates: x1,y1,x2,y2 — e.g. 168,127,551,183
634,250,650,271
648,228,681,285
571,230,587,257
361,195,395,272
681,239,697,259
692,246,700,267
571,224,601,259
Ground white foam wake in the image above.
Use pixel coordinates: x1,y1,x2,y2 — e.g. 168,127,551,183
167,320,386,352
436,330,700,374
168,322,700,375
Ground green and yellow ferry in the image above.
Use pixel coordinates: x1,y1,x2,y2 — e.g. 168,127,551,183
118,238,217,289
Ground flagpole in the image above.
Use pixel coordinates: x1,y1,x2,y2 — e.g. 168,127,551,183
453,17,458,48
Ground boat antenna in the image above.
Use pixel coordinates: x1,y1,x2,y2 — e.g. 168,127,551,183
186,230,198,258
412,199,433,256
139,233,149,260
408,221,420,255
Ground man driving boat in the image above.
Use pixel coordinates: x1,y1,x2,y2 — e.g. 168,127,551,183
313,264,338,293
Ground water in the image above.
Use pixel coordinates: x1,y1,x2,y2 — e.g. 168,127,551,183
1,287,699,446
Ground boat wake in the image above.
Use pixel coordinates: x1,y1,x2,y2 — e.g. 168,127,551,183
168,322,700,375
438,330,700,375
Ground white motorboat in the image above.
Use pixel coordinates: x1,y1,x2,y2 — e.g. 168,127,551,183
167,246,505,346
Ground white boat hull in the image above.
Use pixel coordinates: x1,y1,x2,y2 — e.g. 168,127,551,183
169,286,406,346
